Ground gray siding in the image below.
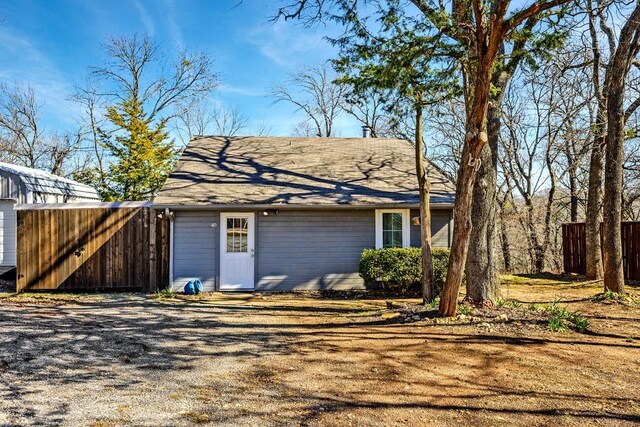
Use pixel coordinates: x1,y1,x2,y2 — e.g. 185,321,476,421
0,170,27,203
172,211,218,291
256,210,375,291
0,200,16,267
410,209,452,248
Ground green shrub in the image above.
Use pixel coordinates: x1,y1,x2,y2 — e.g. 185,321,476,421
358,247,450,294
546,301,589,332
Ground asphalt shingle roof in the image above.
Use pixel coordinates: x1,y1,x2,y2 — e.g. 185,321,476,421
154,136,456,207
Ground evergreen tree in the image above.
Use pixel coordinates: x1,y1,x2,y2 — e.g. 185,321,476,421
101,96,176,201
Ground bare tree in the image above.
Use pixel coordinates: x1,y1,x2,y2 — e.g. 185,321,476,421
175,101,247,143
71,77,109,189
341,87,393,137
0,82,81,174
75,33,218,194
272,64,346,137
91,34,218,121
584,0,613,280
601,1,640,294
253,120,273,137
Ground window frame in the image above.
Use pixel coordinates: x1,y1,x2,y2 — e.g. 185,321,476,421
375,209,410,249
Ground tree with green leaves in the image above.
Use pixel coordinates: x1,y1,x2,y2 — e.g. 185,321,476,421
277,0,572,315
331,7,459,302
101,96,176,201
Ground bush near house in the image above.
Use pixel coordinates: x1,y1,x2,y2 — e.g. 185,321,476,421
358,247,450,294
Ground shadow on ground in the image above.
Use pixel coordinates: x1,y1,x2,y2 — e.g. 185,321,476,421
0,285,638,426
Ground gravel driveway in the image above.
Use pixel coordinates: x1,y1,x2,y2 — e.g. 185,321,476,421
0,289,638,426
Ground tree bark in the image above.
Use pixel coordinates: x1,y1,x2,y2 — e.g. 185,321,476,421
584,1,607,280
568,172,579,223
602,96,626,293
465,101,499,304
601,3,640,293
585,126,606,280
415,101,435,302
438,0,572,317
498,201,511,272
439,15,499,317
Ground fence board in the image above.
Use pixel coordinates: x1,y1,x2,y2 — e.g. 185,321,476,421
563,222,640,280
16,206,170,292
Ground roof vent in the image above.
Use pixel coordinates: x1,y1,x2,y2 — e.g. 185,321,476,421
362,125,371,138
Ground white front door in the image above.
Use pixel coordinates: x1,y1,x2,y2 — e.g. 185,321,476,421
220,212,255,290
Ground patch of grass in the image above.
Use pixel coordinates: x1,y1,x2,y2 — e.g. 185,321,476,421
425,297,440,309
546,301,589,332
154,287,174,299
458,304,472,315
181,411,210,424
591,290,630,303
500,273,576,287
0,292,102,304
528,303,540,312
506,300,522,309
89,421,117,427
194,386,216,403
495,297,506,308
352,309,382,317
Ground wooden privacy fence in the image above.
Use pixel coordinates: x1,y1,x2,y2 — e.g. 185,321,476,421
16,203,170,292
563,222,640,280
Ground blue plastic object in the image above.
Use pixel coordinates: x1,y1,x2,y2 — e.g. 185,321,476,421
184,280,196,295
193,279,203,295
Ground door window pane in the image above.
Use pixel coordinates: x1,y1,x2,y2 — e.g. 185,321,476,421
382,212,403,248
226,217,248,253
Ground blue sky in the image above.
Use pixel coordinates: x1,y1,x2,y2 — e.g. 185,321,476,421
0,0,362,138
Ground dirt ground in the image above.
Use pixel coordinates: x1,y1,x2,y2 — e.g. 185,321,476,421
0,275,638,427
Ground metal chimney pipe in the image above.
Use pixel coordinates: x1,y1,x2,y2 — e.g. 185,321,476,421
362,125,371,138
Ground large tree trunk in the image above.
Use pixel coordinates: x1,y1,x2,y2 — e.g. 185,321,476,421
602,96,625,294
415,101,435,302
601,4,640,293
584,1,607,281
440,140,480,316
465,101,499,304
585,129,605,280
439,21,498,317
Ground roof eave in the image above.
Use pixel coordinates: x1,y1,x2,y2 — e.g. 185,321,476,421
152,202,455,210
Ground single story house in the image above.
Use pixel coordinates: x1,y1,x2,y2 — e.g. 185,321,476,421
0,162,100,273
154,136,456,292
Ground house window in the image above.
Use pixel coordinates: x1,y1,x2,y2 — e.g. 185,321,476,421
226,217,248,253
375,209,410,249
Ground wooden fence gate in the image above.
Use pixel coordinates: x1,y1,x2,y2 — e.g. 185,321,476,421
16,203,170,292
562,222,640,280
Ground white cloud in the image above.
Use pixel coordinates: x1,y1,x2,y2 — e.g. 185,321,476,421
218,84,267,97
134,0,156,36
246,20,335,68
0,29,80,128
161,0,184,49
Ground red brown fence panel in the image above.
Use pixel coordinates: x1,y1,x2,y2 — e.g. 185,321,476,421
562,222,640,280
